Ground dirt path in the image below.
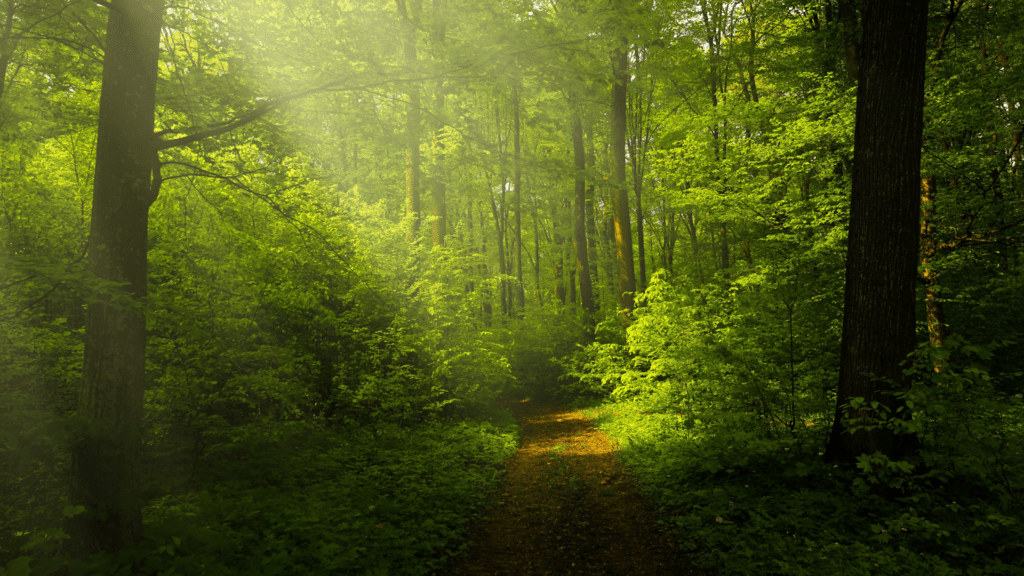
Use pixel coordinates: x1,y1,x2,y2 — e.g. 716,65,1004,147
456,398,697,576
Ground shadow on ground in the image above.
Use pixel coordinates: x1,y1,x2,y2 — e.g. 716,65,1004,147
455,397,700,576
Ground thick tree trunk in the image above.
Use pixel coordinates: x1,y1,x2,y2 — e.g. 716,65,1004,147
572,116,595,314
67,0,163,557
824,0,928,464
610,42,636,312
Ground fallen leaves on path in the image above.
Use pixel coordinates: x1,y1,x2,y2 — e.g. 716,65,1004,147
456,398,698,576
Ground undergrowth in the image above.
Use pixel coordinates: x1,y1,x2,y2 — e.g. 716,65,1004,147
580,394,1024,576
2,406,520,576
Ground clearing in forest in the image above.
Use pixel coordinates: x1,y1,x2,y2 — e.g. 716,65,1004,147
456,398,698,576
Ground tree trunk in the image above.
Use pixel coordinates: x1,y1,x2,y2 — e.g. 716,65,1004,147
533,194,542,306
489,185,508,318
67,0,163,557
431,12,446,248
553,199,566,304
683,210,705,285
513,82,525,313
398,0,421,242
824,0,928,465
480,202,492,324
720,222,730,283
572,115,595,314
466,201,475,293
585,125,600,309
611,40,636,312
920,177,948,354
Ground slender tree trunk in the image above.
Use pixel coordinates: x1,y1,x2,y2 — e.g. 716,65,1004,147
466,201,475,294
611,40,636,312
720,222,730,283
572,115,595,314
513,83,525,313
603,212,616,302
636,185,646,292
553,199,566,304
533,195,542,306
489,188,508,318
666,206,676,274
398,0,421,242
920,177,948,353
683,210,705,285
480,203,492,325
67,0,164,557
585,126,600,309
352,142,359,187
431,3,446,247
824,0,929,465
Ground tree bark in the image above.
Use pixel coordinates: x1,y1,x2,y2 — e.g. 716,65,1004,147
572,115,595,314
553,199,566,304
533,194,541,306
585,125,600,309
920,177,947,353
824,0,928,464
397,0,421,242
611,40,636,312
480,202,492,324
67,0,163,557
513,82,525,312
430,0,446,246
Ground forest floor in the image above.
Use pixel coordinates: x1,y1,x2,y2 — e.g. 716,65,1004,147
455,397,700,576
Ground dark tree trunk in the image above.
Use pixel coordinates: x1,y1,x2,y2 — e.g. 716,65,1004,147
572,115,595,314
824,0,928,464
67,0,163,557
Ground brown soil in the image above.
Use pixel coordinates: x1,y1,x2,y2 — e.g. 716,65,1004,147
456,398,699,576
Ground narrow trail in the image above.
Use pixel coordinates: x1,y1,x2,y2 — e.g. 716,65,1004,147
456,398,698,576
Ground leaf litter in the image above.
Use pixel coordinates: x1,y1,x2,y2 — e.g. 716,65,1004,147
455,397,700,576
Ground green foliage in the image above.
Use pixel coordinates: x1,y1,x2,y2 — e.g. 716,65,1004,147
574,336,1024,576
2,419,518,576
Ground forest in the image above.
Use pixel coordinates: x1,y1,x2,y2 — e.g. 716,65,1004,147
1,0,1023,574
